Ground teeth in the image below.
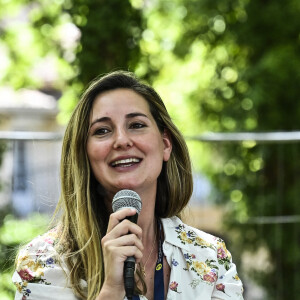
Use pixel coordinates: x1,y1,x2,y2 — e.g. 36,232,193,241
111,158,140,166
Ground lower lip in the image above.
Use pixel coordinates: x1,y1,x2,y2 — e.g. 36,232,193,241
111,161,141,172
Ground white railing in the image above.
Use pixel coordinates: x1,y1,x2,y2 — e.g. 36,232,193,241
1,130,300,142
0,131,63,141
0,130,299,223
186,131,300,143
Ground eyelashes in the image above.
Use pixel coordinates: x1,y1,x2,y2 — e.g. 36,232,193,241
93,127,111,136
92,122,148,136
129,122,147,129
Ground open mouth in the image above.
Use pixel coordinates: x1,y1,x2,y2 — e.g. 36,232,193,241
110,158,142,168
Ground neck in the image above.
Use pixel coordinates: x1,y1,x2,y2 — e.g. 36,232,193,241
137,187,157,244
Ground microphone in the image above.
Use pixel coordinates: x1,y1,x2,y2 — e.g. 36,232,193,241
112,189,142,300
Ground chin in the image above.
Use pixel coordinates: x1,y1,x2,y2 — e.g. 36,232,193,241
113,180,144,192
116,183,138,191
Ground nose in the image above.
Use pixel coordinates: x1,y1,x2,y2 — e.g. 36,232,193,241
113,128,133,150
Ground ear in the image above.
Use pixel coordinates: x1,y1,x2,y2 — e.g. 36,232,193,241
162,129,172,162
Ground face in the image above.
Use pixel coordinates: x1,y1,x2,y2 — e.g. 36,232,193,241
86,88,172,199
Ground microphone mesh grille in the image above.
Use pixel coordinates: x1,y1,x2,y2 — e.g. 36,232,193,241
112,189,142,214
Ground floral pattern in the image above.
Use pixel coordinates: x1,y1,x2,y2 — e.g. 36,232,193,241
216,283,230,296
216,239,232,271
12,217,244,300
169,281,181,293
172,258,179,266
175,224,214,249
174,220,243,298
183,253,219,286
13,228,60,299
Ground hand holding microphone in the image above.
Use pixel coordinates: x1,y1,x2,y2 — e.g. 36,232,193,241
112,190,142,300
99,190,142,300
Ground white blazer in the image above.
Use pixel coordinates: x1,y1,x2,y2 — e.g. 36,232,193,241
13,216,244,300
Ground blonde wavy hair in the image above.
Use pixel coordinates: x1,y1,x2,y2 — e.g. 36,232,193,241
54,71,193,299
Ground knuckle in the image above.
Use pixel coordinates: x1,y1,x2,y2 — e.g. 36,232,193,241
123,219,131,227
101,236,107,245
135,248,143,259
124,234,135,245
129,233,137,240
109,212,119,221
101,236,110,248
107,244,115,253
137,227,143,235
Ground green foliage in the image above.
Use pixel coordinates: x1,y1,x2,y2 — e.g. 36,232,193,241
66,0,143,86
163,0,300,298
0,0,144,121
137,0,300,298
56,0,144,122
0,8,68,297
1,0,299,298
55,0,144,123
0,213,49,300
0,0,73,90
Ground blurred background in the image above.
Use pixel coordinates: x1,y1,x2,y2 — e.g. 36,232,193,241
0,0,300,299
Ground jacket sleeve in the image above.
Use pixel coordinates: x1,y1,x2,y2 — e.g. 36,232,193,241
12,230,80,300
211,239,244,300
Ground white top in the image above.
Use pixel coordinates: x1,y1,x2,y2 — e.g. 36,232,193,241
12,216,244,300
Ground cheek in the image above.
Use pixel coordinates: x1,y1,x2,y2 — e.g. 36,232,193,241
86,143,95,163
86,141,108,164
145,138,166,161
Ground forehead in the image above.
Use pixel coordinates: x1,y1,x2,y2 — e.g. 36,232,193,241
92,88,150,113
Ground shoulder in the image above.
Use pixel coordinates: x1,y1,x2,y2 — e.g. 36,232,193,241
16,227,61,267
13,227,68,291
162,217,244,299
161,216,225,250
161,216,233,269
13,228,84,299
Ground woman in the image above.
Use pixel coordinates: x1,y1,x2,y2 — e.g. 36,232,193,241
13,71,244,300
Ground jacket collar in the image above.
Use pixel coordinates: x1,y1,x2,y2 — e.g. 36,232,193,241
161,216,192,252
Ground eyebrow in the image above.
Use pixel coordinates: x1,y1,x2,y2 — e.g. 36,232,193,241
90,112,149,128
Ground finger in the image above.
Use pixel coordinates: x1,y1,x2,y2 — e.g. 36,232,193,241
102,233,144,253
106,245,144,263
107,208,138,232
102,221,143,246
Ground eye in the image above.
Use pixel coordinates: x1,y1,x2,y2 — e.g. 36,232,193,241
129,122,146,129
93,127,111,136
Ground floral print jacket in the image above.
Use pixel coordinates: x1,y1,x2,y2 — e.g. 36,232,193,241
12,216,244,300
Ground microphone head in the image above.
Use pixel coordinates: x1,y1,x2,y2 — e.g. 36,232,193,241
112,189,142,214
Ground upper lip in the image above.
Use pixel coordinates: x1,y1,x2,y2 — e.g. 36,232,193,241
110,156,142,166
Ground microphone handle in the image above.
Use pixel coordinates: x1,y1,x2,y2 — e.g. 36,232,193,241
125,212,138,224
124,258,135,300
124,212,138,299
